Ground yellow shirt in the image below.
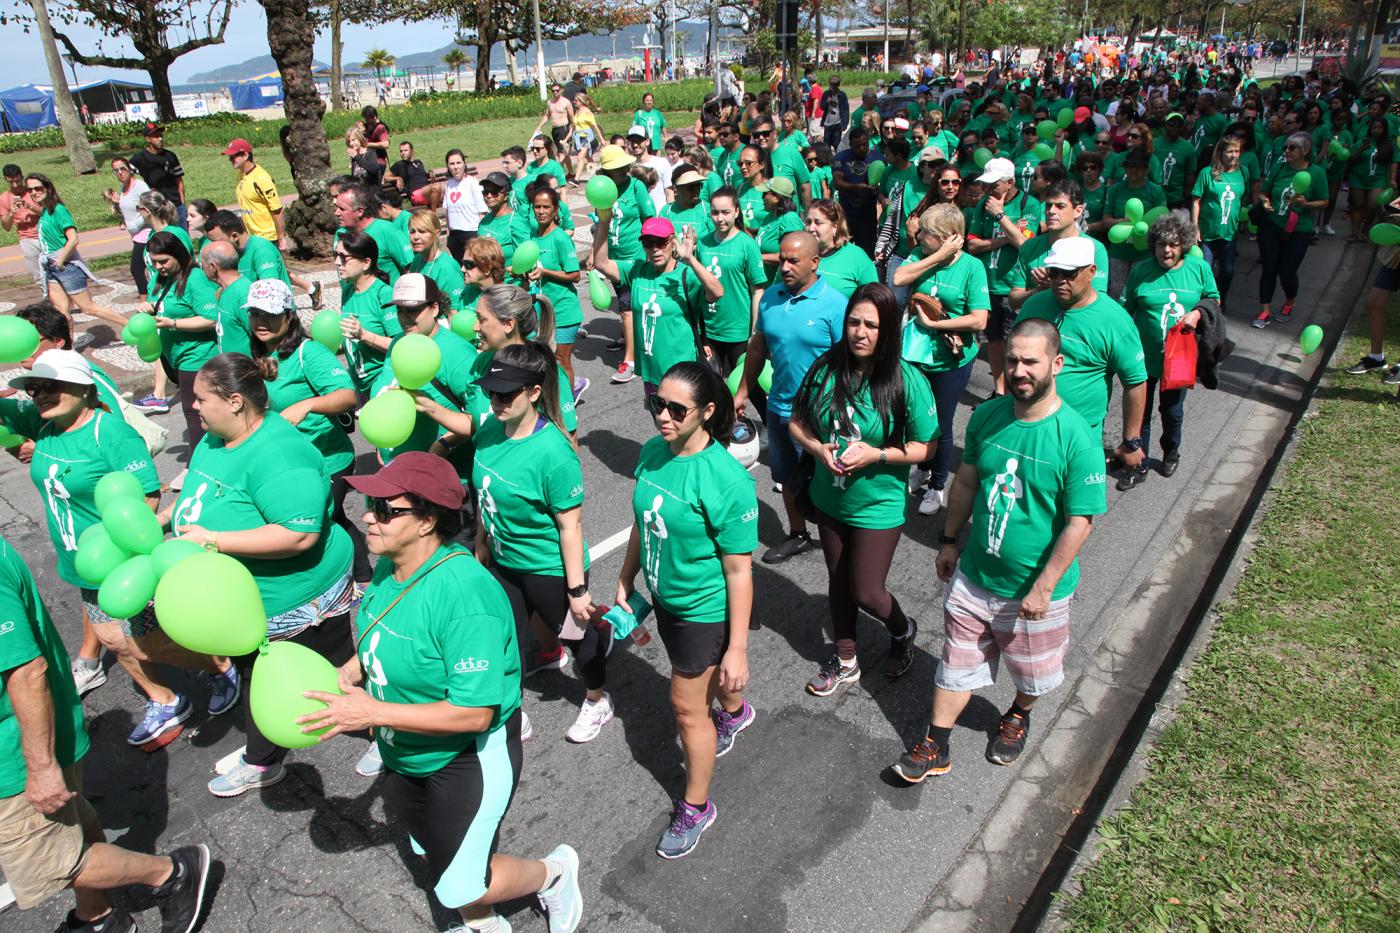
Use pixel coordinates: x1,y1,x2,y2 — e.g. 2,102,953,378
574,107,598,134
235,163,281,242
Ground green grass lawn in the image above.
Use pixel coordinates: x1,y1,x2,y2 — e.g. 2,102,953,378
2,110,698,248
1056,307,1400,930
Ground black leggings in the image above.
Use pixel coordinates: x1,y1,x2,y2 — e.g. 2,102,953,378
705,338,768,421
492,564,606,691
239,612,356,767
330,467,373,583
814,507,910,661
163,366,205,464
446,230,477,264
1257,221,1311,305
130,241,149,296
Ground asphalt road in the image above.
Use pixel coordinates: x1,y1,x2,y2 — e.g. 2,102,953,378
0,196,1370,931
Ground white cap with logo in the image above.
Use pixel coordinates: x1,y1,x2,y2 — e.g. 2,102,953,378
1043,236,1097,271
976,157,1016,184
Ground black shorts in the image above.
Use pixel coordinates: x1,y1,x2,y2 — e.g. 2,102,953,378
986,294,1017,342
655,603,730,675
385,708,524,909
1375,261,1400,292
551,125,570,146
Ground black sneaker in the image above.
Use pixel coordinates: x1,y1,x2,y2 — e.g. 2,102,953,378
152,843,210,933
1346,354,1388,375
884,618,918,679
987,711,1029,765
56,910,137,932
893,736,952,783
1159,450,1180,478
1115,467,1149,491
760,531,815,565
605,337,625,351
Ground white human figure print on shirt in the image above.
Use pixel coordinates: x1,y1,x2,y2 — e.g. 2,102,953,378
641,494,668,590
986,457,1023,558
42,463,77,551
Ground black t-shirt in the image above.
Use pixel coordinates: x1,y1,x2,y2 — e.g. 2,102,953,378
350,152,384,189
130,148,184,204
389,158,431,193
562,80,585,102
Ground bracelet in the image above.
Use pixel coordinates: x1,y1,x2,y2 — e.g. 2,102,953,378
204,531,220,553
938,534,958,546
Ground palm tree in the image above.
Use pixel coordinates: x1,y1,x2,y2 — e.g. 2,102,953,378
442,47,469,87
362,47,395,80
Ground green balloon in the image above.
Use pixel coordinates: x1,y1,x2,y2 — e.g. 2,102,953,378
359,388,417,449
98,555,158,620
120,324,138,347
1188,244,1203,259
127,312,157,339
1299,324,1324,355
1328,138,1348,158
74,526,131,586
1131,230,1149,252
137,333,162,364
101,496,163,556
1124,197,1144,223
1036,119,1057,141
758,361,773,393
1032,143,1054,160
510,240,541,275
0,427,23,449
973,147,993,168
390,333,442,390
450,311,476,339
1370,223,1400,246
1108,222,1133,244
1379,187,1396,207
1133,220,1149,237
584,175,619,211
94,471,145,514
249,640,342,749
867,160,887,186
0,315,39,364
726,353,747,396
150,538,205,578
1056,107,1075,128
588,270,612,311
310,310,343,351
154,551,268,656
1144,205,1169,223
1291,170,1312,195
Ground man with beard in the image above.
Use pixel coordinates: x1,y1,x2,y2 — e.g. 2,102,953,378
892,314,1106,783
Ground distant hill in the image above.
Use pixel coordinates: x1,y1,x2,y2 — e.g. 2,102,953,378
185,55,328,84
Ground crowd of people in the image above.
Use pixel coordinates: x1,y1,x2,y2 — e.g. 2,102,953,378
0,42,1393,933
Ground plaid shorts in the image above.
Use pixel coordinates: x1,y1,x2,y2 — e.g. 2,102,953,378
934,570,1072,696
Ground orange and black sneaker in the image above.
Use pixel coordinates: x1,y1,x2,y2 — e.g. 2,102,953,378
894,736,951,783
987,711,1030,765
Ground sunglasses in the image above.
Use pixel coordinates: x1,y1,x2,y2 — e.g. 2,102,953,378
1045,266,1089,280
529,146,545,152
739,158,761,166
488,386,525,403
1127,132,1144,139
641,236,671,248
751,130,773,137
25,185,45,193
333,252,353,263
24,378,61,394
461,259,477,270
645,394,696,421
112,167,130,173
369,497,419,523
938,178,962,186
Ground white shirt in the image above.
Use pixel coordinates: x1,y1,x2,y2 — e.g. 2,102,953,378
643,155,673,210
444,176,487,232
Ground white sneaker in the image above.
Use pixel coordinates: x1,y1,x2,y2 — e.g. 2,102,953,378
917,486,945,515
71,659,106,696
521,710,535,742
564,692,613,743
908,467,932,494
1323,223,1336,235
355,741,383,776
537,844,583,933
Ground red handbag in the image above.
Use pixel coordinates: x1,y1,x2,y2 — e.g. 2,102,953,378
1161,323,1198,390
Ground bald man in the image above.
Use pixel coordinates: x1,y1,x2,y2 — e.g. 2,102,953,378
735,230,850,564
200,240,254,356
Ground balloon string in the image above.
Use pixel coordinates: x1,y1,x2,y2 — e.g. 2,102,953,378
257,637,271,656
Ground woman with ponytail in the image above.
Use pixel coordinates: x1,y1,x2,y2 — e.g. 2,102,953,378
616,360,757,859
335,230,400,398
148,229,218,478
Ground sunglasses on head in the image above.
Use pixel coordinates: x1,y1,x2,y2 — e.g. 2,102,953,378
369,497,419,523
645,394,695,421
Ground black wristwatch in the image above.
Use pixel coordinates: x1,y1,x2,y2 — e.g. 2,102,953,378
566,583,589,598
1121,436,1143,452
938,534,958,547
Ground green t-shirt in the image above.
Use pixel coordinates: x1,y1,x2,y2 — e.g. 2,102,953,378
809,165,834,200
632,109,667,150
170,413,352,616
967,192,1045,295
632,436,758,622
1104,180,1167,260
0,536,89,797
214,276,253,357
1237,150,1261,191
367,327,478,463
1122,254,1219,378
737,181,770,230
1321,128,1354,181
767,145,812,192
714,146,744,189
957,395,1107,600
1190,112,1228,162
1007,233,1109,294
477,207,530,269
472,418,587,576
263,340,357,473
0,406,159,587
659,201,714,240
527,226,582,329
411,250,466,311
907,250,991,372
893,177,930,257
1083,182,1108,226
365,218,413,283
801,361,938,529
756,211,804,281
817,243,879,298
1346,140,1392,189
466,350,577,435
607,177,657,263
619,259,704,385
697,230,765,342
1192,169,1248,241
38,204,76,253
239,235,290,285
1012,146,1042,192
1018,291,1148,431
1264,163,1327,234
358,543,521,776
1153,137,1198,205
341,279,401,396
525,158,567,189
150,268,219,372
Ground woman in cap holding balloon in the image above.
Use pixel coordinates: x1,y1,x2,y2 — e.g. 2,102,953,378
1118,214,1218,490
245,278,368,590
1252,133,1327,330
519,182,583,397
148,229,219,482
301,452,584,933
407,209,466,311
475,172,529,270
470,343,607,744
335,231,401,399
166,352,356,797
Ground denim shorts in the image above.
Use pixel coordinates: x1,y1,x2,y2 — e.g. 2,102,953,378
556,323,580,346
764,409,802,485
43,257,90,296
266,571,355,641
81,588,159,638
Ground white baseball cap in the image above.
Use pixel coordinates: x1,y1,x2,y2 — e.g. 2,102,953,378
10,349,94,390
243,278,296,315
627,124,649,139
976,157,1016,184
1043,236,1097,271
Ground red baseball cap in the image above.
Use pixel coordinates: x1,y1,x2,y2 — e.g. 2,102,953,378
222,138,252,156
1074,106,1092,122
345,451,465,510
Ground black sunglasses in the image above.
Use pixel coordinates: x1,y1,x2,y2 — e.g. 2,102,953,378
645,394,696,421
24,378,61,394
641,236,671,248
369,497,419,522
488,386,525,403
461,259,477,270
1045,266,1089,280
751,129,773,137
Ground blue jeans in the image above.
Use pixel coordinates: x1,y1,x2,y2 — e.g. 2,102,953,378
921,362,975,489
1142,378,1186,455
764,409,802,485
1204,237,1236,307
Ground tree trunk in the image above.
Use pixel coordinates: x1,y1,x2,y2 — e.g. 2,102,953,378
814,0,824,65
28,0,94,174
141,56,177,123
330,0,343,111
259,0,335,256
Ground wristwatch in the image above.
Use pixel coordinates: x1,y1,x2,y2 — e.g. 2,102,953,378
1121,436,1143,452
938,534,958,547
988,211,1006,222
878,449,888,464
566,583,589,598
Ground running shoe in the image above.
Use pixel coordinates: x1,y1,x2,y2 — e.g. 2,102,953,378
207,755,287,797
1251,310,1272,329
885,618,918,679
1116,466,1150,491
152,843,211,933
127,694,191,746
524,644,571,675
134,394,171,413
987,710,1030,765
610,360,636,383
55,908,136,932
713,700,755,758
1159,450,1181,478
760,531,815,565
1346,354,1388,375
893,735,952,783
73,332,97,351
355,742,384,776
917,485,945,515
806,655,860,697
564,692,614,743
207,665,241,716
1323,223,1336,235
655,799,718,859
521,710,534,742
908,466,932,494
71,658,106,696
1276,299,1295,321
605,337,625,351
572,376,590,403
1385,364,1400,385
537,844,583,933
